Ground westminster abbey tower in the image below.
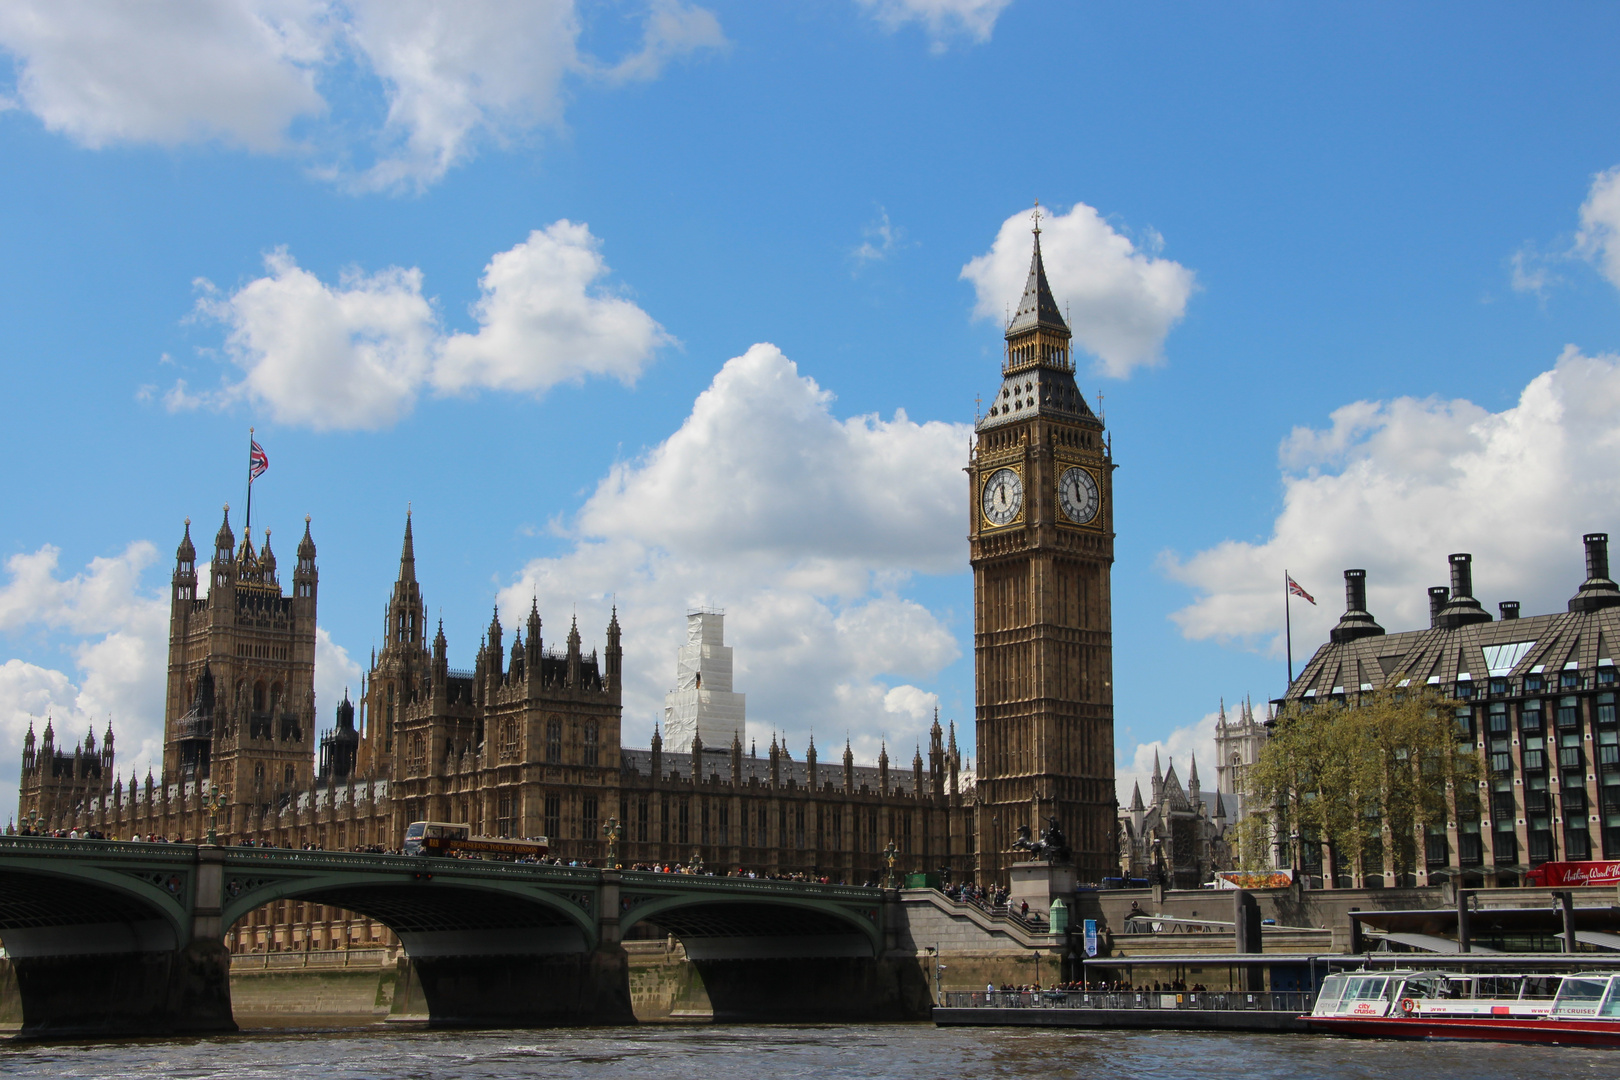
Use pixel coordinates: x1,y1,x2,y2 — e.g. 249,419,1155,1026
970,220,1117,882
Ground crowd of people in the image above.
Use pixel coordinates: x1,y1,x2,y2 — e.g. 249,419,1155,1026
987,978,1214,995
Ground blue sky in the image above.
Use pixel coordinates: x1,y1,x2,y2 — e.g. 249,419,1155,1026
3,1,1620,816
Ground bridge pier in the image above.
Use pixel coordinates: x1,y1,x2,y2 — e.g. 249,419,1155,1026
690,954,930,1022
399,945,635,1027
3,845,237,1038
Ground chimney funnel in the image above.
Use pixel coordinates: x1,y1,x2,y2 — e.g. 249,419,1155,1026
1438,554,1492,629
1330,569,1384,644
1449,553,1474,600
1345,569,1368,613
1570,532,1620,613
1587,533,1611,583
1499,601,1520,621
1429,587,1449,628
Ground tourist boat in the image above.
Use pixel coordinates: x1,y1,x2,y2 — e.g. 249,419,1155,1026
1306,969,1620,1046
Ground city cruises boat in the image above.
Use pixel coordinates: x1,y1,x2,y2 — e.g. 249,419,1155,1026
1306,970,1620,1046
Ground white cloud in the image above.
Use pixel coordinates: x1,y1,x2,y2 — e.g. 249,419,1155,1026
181,222,668,430
857,0,1014,51
592,0,728,85
313,626,361,730
1576,166,1620,290
1116,709,1219,810
0,0,331,151
193,249,438,431
852,208,902,267
0,1,724,191
435,222,672,394
1164,346,1620,658
492,343,968,762
961,203,1197,378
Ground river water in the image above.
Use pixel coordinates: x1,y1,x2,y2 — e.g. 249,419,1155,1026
5,1023,1619,1079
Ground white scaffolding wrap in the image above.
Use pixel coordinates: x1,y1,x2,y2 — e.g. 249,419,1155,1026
662,611,746,754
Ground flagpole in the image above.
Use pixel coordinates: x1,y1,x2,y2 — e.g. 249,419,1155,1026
245,426,254,543
1285,569,1294,689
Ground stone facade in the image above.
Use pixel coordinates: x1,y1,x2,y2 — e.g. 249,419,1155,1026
1279,534,1620,886
1117,752,1233,888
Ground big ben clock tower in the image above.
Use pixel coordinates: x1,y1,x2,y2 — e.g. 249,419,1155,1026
970,214,1116,884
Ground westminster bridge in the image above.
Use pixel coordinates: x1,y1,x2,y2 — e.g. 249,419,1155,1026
0,837,931,1036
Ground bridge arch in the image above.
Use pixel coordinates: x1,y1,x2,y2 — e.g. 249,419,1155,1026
621,890,882,960
0,860,189,957
222,870,598,956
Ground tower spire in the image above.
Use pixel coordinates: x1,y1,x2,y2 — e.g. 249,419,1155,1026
398,506,416,584
1005,207,1067,337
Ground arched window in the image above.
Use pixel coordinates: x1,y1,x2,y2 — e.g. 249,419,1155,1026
269,682,282,715
583,722,599,766
253,681,266,712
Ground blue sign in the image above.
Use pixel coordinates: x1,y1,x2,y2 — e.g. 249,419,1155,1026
1083,918,1098,958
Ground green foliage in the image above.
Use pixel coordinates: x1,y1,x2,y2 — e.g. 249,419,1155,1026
1239,689,1478,883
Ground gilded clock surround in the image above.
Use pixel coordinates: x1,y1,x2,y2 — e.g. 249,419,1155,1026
979,463,1026,530
969,219,1116,885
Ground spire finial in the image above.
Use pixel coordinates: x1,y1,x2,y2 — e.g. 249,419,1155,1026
1031,198,1042,235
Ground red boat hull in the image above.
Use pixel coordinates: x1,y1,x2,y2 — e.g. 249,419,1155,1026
1307,1014,1620,1047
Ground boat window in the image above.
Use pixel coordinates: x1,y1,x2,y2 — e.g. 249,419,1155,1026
1521,976,1561,1000
1599,978,1620,1018
1397,977,1443,999
1476,977,1519,999
1553,977,1609,1014
1313,975,1348,1013
1343,976,1390,1002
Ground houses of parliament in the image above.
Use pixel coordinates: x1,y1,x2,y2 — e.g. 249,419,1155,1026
15,227,1121,949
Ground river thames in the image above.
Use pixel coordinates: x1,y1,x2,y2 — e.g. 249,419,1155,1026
3,1023,1617,1079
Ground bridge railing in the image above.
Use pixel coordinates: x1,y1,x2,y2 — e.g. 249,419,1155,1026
618,870,881,901
941,990,1317,1013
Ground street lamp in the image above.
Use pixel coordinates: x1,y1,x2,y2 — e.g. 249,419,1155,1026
1031,949,1042,991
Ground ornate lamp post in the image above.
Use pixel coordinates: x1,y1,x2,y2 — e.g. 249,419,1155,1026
882,839,899,888
602,816,622,869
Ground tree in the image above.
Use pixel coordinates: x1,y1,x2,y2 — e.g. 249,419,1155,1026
1239,689,1477,886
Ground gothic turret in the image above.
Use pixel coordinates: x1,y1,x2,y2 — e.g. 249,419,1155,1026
213,505,235,592
769,732,781,788
293,516,317,600
843,738,855,794
173,518,198,603
912,744,923,794
878,740,890,795
487,606,503,680
731,728,743,787
605,606,622,693
691,730,703,781
651,721,664,779
806,735,818,789
259,530,277,582
566,616,582,688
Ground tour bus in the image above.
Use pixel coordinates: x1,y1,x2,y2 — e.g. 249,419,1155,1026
402,821,549,860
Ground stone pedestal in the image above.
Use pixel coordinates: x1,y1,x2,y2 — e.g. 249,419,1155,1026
1008,860,1076,921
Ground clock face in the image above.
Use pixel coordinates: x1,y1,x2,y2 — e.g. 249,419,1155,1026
1058,466,1100,525
981,467,1024,527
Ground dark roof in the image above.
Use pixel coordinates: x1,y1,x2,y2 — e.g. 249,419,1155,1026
620,745,920,795
1005,231,1068,337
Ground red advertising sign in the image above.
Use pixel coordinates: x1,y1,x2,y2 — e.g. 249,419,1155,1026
1525,860,1620,887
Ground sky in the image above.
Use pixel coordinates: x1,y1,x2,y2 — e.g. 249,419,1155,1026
2,1,1620,818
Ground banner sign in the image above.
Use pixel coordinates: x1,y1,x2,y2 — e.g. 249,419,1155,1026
1211,870,1294,890
1083,918,1098,958
1526,860,1620,888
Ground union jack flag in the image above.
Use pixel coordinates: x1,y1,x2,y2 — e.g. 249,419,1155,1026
249,439,269,482
1287,575,1315,605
